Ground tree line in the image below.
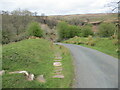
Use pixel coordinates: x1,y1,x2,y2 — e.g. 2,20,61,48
1,9,118,44
57,21,118,41
1,9,57,44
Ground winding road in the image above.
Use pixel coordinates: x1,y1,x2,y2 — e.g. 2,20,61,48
57,43,118,88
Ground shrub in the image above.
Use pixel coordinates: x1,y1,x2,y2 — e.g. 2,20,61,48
81,25,93,37
68,25,81,38
77,41,84,44
88,35,93,41
57,21,69,40
116,48,120,53
27,22,43,37
98,23,116,37
57,22,81,41
88,40,95,46
112,39,118,45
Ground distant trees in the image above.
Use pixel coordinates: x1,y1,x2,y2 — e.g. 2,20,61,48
105,1,120,13
1,9,58,44
57,21,118,41
2,9,35,44
98,22,116,37
57,21,94,41
36,16,58,29
27,22,43,37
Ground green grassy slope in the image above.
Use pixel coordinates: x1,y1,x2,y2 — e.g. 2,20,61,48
2,39,73,88
63,37,118,58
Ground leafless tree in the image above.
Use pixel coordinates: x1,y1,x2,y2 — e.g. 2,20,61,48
105,1,120,13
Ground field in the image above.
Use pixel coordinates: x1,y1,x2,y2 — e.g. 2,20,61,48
63,36,119,58
2,39,74,88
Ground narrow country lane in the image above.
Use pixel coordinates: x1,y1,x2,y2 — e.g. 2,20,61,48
56,43,118,88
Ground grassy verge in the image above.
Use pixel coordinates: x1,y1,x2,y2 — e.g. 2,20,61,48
63,37,119,58
2,38,73,88
50,44,74,88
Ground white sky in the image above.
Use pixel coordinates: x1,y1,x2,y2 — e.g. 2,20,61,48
0,0,118,15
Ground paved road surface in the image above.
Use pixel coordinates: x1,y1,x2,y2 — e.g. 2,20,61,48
56,43,118,88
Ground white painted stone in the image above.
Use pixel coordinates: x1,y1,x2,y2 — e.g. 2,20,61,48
53,62,62,66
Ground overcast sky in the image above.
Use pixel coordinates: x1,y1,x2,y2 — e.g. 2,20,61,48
0,0,117,16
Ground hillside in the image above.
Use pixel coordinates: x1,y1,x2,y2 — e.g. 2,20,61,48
48,13,118,22
2,39,73,88
63,36,119,58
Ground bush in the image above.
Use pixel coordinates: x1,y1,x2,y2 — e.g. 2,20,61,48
88,35,93,40
81,25,93,37
68,25,81,38
88,40,95,46
57,21,81,41
27,22,43,37
98,23,116,37
57,21,68,40
112,39,118,45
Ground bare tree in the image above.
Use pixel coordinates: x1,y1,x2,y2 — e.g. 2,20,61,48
105,1,120,13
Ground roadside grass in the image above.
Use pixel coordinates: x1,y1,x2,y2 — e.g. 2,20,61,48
2,38,73,88
63,37,118,58
50,44,74,88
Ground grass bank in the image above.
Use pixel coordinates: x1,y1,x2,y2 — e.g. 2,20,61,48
63,36,119,58
2,38,73,88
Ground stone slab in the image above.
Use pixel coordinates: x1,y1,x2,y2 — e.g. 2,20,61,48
53,62,62,66
52,75,64,78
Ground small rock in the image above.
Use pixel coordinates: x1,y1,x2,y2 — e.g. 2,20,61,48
26,74,35,81
0,70,5,75
53,62,62,66
52,75,64,78
36,75,46,83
